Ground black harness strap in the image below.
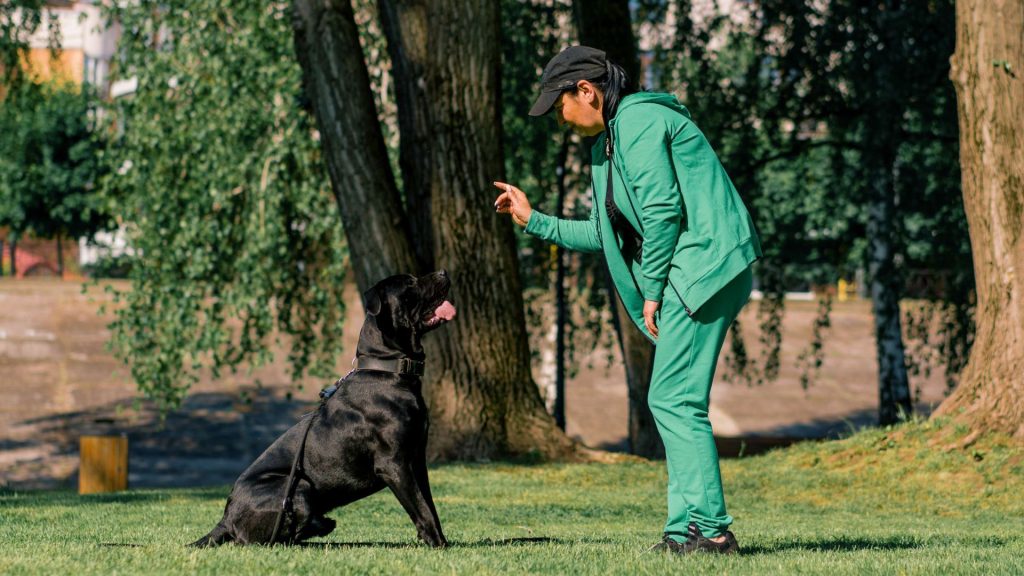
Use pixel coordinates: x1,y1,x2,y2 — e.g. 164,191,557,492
605,129,644,261
268,409,319,546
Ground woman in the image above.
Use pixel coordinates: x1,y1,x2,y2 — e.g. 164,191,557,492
494,46,762,555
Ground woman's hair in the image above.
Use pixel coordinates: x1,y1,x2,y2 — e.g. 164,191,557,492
567,60,639,124
592,60,638,123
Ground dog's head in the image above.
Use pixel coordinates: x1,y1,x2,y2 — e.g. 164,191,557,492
359,270,456,358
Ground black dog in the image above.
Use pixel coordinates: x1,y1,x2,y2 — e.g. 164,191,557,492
191,271,456,548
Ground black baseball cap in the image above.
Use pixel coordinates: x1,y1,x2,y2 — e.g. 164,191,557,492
529,46,608,117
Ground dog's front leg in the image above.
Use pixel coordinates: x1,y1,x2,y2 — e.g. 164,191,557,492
412,456,446,546
376,460,448,548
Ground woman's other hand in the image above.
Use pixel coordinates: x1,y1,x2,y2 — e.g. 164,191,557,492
643,299,660,339
493,181,533,228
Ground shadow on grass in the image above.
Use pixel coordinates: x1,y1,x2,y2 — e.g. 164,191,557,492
2,387,311,490
95,537,568,550
291,536,566,550
742,534,1009,555
78,488,228,503
0,487,228,507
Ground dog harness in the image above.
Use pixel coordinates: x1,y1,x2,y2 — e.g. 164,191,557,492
268,408,319,545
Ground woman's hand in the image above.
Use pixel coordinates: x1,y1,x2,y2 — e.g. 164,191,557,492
493,181,533,228
643,300,660,339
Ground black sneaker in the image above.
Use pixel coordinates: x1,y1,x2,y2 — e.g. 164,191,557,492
646,533,690,554
685,522,740,555
648,523,740,555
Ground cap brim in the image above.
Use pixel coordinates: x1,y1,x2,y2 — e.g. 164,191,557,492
528,90,561,117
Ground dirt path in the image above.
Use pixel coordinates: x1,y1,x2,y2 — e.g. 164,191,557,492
0,279,950,489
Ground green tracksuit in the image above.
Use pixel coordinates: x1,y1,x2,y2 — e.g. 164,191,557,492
525,92,762,540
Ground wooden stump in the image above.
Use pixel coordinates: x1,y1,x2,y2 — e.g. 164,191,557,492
79,435,128,494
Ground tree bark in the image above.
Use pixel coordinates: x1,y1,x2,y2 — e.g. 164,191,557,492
574,0,662,458
865,0,914,426
56,233,63,278
292,0,417,293
934,0,1024,439
573,0,640,83
554,135,570,430
866,157,913,426
612,293,664,458
293,0,584,460
376,0,581,460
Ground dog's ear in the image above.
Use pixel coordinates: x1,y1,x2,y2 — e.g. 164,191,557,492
363,286,382,316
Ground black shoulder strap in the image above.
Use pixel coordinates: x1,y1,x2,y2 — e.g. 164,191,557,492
604,129,644,260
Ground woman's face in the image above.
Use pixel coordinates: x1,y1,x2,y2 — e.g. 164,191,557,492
553,81,605,137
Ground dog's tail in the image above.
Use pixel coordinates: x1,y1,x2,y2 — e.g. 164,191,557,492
189,523,233,548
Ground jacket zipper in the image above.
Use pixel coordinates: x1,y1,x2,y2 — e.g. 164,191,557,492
606,127,693,317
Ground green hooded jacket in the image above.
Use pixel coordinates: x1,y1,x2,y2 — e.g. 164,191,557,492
525,92,762,343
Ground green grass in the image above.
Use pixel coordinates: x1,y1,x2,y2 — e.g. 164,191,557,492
3,420,1023,575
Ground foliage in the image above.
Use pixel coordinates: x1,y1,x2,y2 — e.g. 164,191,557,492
636,0,973,393
3,421,1024,574
81,251,133,279
0,0,49,88
0,79,111,242
101,1,347,412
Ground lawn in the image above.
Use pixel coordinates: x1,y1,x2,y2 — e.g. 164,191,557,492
2,419,1022,575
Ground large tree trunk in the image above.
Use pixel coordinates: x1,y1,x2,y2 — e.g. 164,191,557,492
293,0,583,460
292,0,417,290
575,0,662,458
934,0,1024,439
377,0,580,460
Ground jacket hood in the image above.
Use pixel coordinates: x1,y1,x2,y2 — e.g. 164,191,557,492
612,92,691,122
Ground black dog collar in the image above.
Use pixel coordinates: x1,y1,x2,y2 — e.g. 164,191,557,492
353,356,425,376
319,357,426,402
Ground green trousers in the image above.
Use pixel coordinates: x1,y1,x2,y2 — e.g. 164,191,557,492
649,266,753,541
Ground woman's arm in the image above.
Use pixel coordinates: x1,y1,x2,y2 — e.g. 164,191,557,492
494,181,602,254
615,116,684,303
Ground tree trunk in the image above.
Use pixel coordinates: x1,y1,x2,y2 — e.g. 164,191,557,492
866,154,913,425
292,0,417,293
611,292,664,458
376,0,580,460
573,0,640,83
574,0,662,457
934,0,1024,439
554,135,570,430
293,0,583,460
868,1,913,426
56,233,63,278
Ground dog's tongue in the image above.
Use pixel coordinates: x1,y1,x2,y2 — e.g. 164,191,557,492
435,301,456,321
